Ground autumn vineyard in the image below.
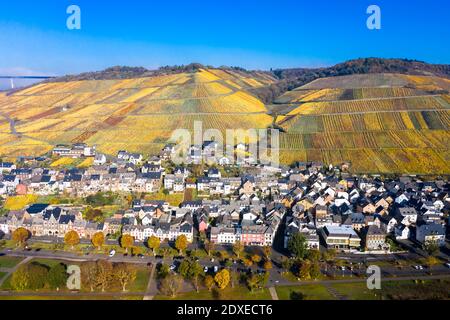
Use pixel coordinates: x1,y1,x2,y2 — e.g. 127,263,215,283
0,69,449,175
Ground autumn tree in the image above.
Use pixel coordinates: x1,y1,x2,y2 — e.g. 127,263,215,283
81,261,99,292
64,230,80,249
287,233,308,259
309,262,321,279
147,236,160,256
120,234,134,254
263,260,273,270
251,254,262,264
214,269,230,290
204,275,215,291
114,263,137,292
175,235,188,255
232,241,244,259
262,246,272,259
11,264,30,291
160,274,183,298
12,227,30,248
424,256,440,270
91,232,105,251
96,260,113,292
204,240,215,257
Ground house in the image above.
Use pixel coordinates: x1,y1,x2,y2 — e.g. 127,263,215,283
207,168,221,179
395,224,410,240
321,225,361,251
415,222,445,247
0,162,16,174
94,153,107,165
364,225,388,251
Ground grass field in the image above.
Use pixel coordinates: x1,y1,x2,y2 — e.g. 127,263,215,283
154,285,272,300
144,189,185,206
275,284,334,300
0,256,24,268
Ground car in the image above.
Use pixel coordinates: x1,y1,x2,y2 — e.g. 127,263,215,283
170,264,177,271
445,263,450,268
203,266,209,273
340,266,346,271
109,250,116,257
210,258,215,263
213,266,219,273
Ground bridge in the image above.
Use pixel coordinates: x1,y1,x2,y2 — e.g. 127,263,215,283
0,75,56,89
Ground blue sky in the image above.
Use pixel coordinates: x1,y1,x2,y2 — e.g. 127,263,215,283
0,0,449,76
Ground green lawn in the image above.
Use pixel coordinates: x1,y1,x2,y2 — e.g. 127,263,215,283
154,286,272,300
329,282,381,300
0,256,24,268
276,284,335,300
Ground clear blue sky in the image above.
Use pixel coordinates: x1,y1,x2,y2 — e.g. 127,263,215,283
0,0,449,76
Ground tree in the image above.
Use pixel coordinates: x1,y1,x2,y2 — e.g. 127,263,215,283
81,261,99,292
12,227,30,248
175,235,188,255
27,263,49,290
298,260,311,280
91,232,105,250
178,260,191,279
424,256,440,270
424,242,439,256
189,261,204,293
214,269,230,290
96,260,113,292
246,274,260,292
160,274,183,298
11,264,31,291
281,256,293,272
307,249,321,262
204,240,215,257
262,246,272,259
147,236,160,256
287,233,308,259
47,263,68,291
309,262,321,280
157,263,170,279
232,241,244,259
114,263,137,292
64,230,80,249
204,275,215,291
120,234,134,253
263,260,273,270
251,254,262,264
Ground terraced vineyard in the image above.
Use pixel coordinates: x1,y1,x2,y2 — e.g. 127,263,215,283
0,68,275,157
276,74,450,174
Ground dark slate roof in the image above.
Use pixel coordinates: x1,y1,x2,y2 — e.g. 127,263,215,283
26,203,50,214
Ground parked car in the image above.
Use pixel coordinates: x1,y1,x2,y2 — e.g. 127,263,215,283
213,266,219,273
109,249,116,257
445,263,450,268
203,266,209,273
170,264,177,271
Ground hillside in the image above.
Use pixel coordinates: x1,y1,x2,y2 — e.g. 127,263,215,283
252,58,450,104
275,73,450,175
0,68,275,157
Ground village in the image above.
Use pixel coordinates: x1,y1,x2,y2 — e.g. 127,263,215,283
0,142,448,258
